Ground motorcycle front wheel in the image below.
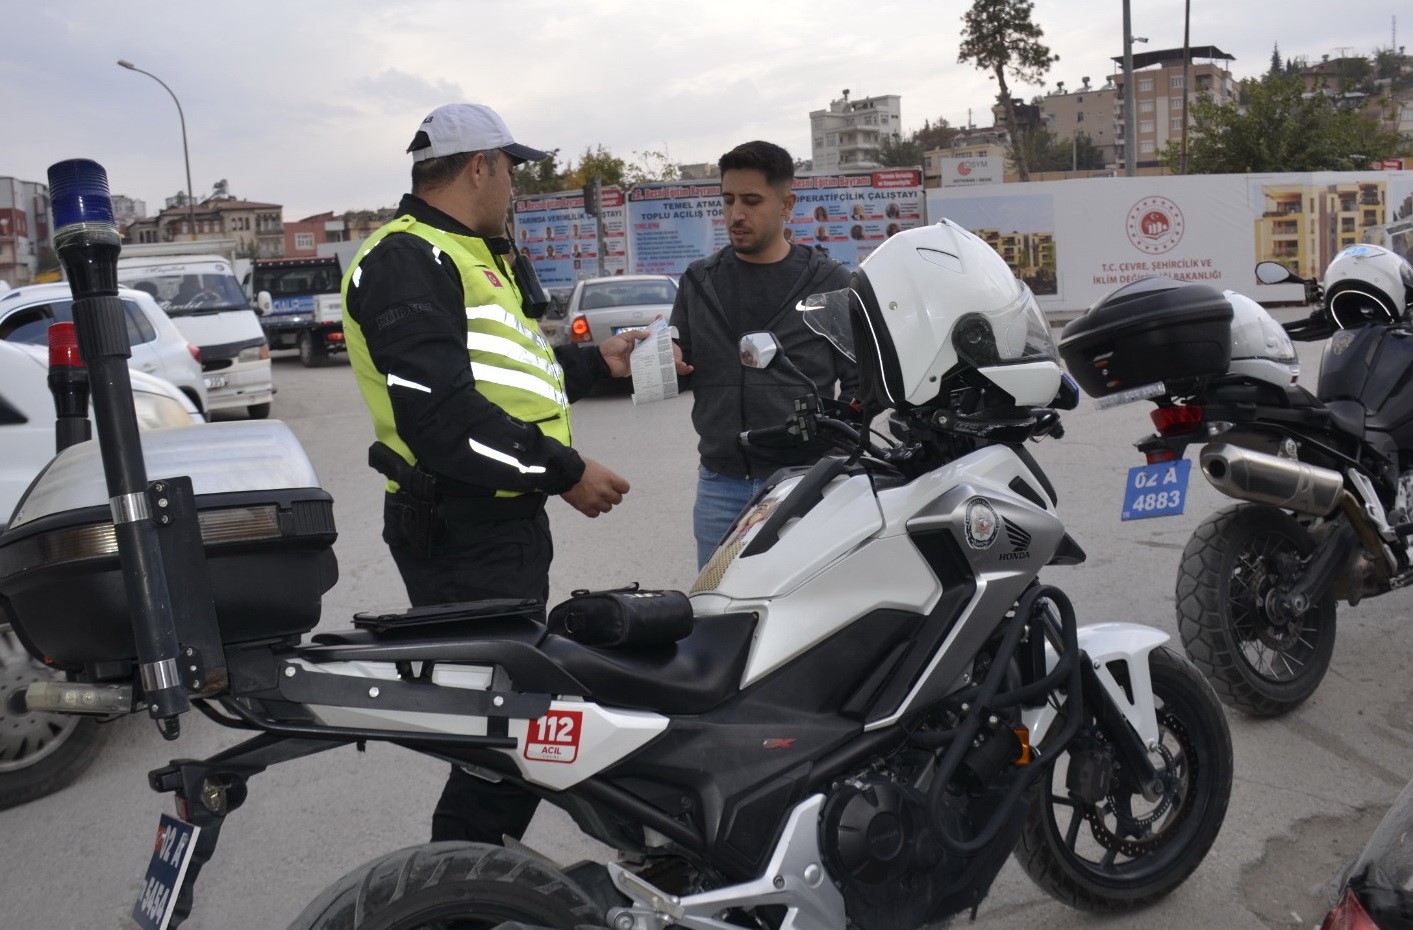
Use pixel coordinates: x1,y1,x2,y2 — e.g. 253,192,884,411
1014,646,1233,911
1176,503,1337,716
286,842,603,930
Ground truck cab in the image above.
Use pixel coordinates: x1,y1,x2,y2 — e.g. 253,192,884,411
247,256,345,367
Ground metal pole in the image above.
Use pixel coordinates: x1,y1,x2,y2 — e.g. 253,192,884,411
1122,0,1137,177
1180,0,1191,173
117,60,197,241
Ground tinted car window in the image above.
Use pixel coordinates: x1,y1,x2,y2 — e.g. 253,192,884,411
0,299,154,346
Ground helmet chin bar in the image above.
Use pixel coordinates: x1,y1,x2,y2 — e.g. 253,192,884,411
971,362,1065,410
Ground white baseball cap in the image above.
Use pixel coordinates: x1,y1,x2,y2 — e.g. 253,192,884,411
406,103,549,165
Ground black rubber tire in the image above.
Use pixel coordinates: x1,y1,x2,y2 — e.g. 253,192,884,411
247,402,272,420
286,842,603,930
1015,646,1233,912
0,625,108,810
298,331,329,368
1175,503,1336,717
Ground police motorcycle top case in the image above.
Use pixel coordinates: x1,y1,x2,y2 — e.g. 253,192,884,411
11,193,1231,930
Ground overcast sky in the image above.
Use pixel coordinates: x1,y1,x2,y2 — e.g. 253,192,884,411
1,0,1404,219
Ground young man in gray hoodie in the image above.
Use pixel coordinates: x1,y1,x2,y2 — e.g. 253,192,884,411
670,141,858,567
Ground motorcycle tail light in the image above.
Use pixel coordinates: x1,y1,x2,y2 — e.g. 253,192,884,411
1150,404,1204,437
570,316,592,344
1145,449,1178,464
1321,888,1379,930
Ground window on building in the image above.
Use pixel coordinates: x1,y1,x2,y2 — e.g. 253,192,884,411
1139,120,1155,134
1138,78,1154,92
1171,117,1184,130
1170,75,1185,88
1171,96,1184,110
295,232,314,250
1076,111,1085,122
1140,140,1155,154
1139,99,1154,113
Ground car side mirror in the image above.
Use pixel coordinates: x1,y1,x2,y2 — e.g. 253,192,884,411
739,332,780,369
256,290,272,316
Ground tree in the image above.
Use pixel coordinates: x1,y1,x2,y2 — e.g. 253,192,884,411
958,0,1058,182
512,148,566,196
624,147,681,185
1268,43,1282,78
878,134,923,168
562,145,629,190
1162,71,1405,173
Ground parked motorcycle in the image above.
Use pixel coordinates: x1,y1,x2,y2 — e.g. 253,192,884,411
1058,244,1413,717
0,166,1232,930
1318,774,1413,930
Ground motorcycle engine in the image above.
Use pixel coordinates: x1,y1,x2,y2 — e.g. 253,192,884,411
820,772,1021,930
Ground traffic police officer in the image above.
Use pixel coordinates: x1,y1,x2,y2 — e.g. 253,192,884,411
342,103,658,844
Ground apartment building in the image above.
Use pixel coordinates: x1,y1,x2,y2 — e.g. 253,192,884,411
810,91,903,171
1112,46,1238,169
126,197,284,257
0,176,51,286
1040,79,1121,168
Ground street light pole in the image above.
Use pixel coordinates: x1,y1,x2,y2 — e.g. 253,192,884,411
1122,0,1137,177
117,60,197,241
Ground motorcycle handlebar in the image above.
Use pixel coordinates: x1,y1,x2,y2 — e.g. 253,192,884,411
737,423,799,449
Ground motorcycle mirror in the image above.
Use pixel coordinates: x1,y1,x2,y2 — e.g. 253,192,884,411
739,332,780,370
1255,261,1303,286
256,290,273,316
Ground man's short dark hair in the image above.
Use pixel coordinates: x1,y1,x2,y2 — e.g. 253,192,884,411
718,141,794,189
411,148,499,194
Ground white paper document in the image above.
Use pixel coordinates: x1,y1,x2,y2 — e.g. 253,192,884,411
630,317,679,405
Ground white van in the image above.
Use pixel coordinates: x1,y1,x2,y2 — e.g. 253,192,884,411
116,255,275,418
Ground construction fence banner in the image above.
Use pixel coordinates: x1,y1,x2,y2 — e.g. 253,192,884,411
927,170,1413,314
513,168,928,281
512,187,627,288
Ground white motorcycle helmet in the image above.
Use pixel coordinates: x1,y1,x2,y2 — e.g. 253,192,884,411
1225,290,1300,388
1323,244,1413,328
800,220,1062,409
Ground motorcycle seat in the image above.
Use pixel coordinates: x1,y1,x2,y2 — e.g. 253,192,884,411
1324,399,1366,440
297,612,758,716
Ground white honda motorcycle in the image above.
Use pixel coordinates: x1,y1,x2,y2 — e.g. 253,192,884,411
0,170,1231,930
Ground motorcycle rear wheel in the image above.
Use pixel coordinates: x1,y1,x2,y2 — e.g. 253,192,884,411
287,842,603,930
1015,646,1232,911
1176,503,1336,716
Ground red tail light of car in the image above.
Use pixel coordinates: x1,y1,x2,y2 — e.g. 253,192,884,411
1321,888,1380,930
569,316,592,344
187,343,203,364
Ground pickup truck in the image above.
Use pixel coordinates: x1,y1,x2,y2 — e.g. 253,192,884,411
247,256,345,367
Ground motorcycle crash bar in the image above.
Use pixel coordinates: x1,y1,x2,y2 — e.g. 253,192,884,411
1199,443,1344,517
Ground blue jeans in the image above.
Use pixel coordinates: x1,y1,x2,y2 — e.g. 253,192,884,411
695,465,770,568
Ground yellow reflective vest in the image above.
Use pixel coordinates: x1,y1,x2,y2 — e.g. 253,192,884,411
342,215,572,494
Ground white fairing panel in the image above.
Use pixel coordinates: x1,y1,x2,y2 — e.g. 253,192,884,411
504,700,669,791
737,533,942,686
704,473,884,600
297,660,495,736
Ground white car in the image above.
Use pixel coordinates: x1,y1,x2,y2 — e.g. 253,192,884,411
559,275,678,349
0,338,200,810
0,282,209,417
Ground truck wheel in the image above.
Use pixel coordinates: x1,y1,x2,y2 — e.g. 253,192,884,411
247,402,272,419
298,332,329,368
0,625,108,810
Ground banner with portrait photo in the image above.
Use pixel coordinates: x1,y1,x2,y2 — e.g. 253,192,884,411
512,187,627,288
626,181,727,277
788,169,926,270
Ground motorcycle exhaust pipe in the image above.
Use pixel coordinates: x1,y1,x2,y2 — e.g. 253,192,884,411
1199,443,1345,517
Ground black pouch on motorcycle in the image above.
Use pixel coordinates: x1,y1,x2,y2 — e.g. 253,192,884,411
0,422,338,673
1058,277,1234,398
547,583,694,649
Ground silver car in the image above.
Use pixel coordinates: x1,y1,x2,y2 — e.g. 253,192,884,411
559,275,678,349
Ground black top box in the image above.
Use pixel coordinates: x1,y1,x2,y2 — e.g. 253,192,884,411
1059,277,1233,398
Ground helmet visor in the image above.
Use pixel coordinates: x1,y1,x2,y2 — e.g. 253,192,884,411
796,289,859,363
953,283,1059,369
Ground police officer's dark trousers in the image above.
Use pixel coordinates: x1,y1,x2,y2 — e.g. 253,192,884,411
384,491,552,844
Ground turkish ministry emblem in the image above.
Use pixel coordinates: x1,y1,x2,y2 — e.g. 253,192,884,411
1126,196,1185,255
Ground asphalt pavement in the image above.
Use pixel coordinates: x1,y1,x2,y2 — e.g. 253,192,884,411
2,336,1410,930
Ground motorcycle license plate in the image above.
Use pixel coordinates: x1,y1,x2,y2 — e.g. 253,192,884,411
203,375,226,389
131,813,200,930
1121,459,1191,521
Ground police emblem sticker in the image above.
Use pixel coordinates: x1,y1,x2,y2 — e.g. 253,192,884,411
964,498,1000,550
